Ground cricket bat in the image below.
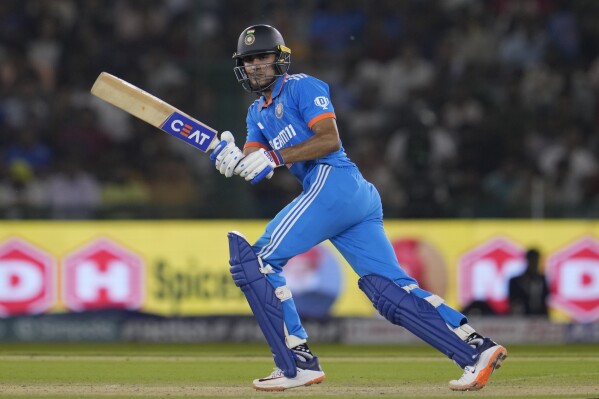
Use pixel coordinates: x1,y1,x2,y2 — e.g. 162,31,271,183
90,72,218,152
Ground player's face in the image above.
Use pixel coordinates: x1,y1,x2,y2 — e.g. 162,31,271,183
242,53,277,89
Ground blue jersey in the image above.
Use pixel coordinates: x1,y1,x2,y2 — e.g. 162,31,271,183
241,74,469,346
244,73,355,183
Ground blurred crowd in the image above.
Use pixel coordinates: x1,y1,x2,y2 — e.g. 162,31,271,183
1,0,599,219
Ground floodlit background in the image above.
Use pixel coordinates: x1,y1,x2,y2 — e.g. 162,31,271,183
2,0,599,219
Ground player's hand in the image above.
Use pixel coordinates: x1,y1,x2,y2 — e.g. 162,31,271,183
209,131,244,178
234,148,283,184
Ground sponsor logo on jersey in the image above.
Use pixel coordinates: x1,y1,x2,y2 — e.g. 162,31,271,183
314,96,329,110
269,124,297,150
275,102,284,118
161,111,216,152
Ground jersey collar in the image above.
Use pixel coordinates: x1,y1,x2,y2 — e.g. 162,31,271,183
260,74,288,109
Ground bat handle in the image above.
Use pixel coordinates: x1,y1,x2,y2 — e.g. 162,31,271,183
207,135,219,151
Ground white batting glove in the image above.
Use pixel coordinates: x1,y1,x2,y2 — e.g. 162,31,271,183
209,131,244,178
234,148,283,184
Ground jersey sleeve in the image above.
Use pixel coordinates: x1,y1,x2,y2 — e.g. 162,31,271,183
292,76,336,129
244,105,270,151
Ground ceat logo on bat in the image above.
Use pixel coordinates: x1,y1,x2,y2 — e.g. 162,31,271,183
62,238,144,312
546,236,599,322
161,111,216,152
458,237,526,314
0,238,56,316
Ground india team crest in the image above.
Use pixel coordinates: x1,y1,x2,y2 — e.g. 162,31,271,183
275,102,284,118
244,30,255,45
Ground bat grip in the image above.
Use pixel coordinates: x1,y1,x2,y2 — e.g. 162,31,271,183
207,136,219,151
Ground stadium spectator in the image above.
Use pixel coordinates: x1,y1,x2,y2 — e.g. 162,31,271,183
54,107,112,167
0,160,45,218
0,0,598,218
43,157,101,219
379,42,435,109
482,157,532,214
497,16,547,70
508,248,549,316
538,125,597,207
100,161,151,218
308,0,366,56
2,129,52,173
147,155,201,218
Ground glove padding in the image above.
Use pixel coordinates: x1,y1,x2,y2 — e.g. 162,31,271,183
209,131,244,178
234,149,283,184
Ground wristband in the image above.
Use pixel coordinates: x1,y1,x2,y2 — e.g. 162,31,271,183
267,149,284,166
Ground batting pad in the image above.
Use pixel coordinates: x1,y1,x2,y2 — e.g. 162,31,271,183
358,274,478,368
228,232,298,378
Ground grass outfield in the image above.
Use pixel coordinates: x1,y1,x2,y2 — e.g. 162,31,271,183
0,343,598,399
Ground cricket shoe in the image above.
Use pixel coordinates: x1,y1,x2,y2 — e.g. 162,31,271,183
449,338,507,391
253,356,325,391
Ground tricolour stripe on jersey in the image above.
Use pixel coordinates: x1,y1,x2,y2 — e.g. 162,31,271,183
258,164,332,261
287,73,308,81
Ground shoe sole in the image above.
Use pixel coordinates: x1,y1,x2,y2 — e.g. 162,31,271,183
253,375,326,391
449,346,508,391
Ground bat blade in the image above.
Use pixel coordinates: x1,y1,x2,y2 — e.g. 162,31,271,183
91,72,218,152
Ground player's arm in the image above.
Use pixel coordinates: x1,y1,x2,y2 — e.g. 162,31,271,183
237,117,339,183
236,77,339,183
271,117,340,163
241,117,339,160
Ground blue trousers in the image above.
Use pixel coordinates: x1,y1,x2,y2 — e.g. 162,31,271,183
253,164,466,339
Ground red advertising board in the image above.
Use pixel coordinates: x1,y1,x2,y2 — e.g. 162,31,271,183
458,237,526,314
62,238,144,311
0,239,55,316
546,237,599,322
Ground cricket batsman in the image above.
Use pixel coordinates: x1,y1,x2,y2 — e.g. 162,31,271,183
210,24,507,391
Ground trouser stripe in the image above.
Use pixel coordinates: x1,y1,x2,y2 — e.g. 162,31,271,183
257,164,327,258
258,164,332,261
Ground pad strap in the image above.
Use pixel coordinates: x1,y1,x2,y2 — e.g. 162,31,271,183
228,232,298,377
359,274,478,368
